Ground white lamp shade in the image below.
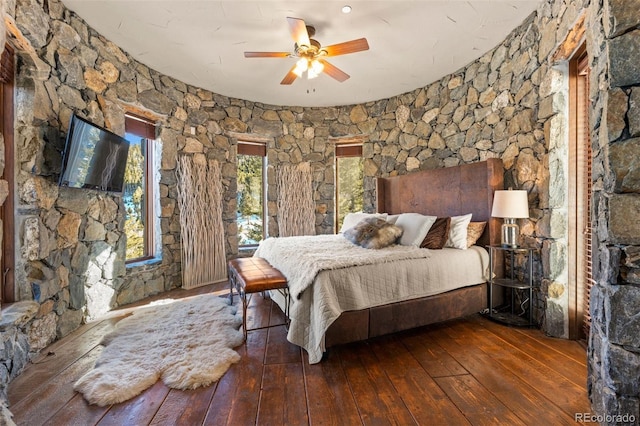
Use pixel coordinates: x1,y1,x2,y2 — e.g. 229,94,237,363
491,190,529,218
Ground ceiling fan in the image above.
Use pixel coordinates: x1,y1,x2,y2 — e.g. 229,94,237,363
244,17,369,85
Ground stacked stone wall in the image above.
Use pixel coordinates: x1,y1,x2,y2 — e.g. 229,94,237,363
1,0,638,422
588,0,640,422
4,0,586,353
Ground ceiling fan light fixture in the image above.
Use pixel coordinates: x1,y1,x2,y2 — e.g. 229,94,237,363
293,58,308,77
246,17,368,85
309,59,324,78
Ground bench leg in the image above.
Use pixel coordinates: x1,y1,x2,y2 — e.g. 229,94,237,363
283,289,291,329
228,266,235,304
285,290,291,327
241,289,290,342
273,288,291,329
241,291,249,341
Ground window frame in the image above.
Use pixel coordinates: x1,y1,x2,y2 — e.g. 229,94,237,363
237,141,267,249
124,114,156,264
567,44,592,340
0,44,15,304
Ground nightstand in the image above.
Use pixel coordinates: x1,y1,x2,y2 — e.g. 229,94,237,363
486,245,537,327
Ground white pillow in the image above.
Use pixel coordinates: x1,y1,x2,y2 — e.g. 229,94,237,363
386,214,400,224
395,213,437,247
445,213,473,249
340,212,388,233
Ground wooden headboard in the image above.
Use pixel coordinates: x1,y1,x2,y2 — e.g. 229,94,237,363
376,158,504,248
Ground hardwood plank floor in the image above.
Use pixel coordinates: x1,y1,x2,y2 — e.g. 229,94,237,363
8,284,590,425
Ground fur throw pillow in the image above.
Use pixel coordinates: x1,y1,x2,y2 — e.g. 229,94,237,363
343,217,403,249
421,217,451,249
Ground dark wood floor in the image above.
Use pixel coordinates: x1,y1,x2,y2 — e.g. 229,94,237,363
8,283,590,425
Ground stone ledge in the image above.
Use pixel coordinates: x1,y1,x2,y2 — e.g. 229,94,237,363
125,257,162,270
0,302,39,331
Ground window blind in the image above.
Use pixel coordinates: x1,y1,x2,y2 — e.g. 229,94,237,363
335,144,362,157
238,141,266,156
0,44,14,84
125,114,156,139
577,52,594,339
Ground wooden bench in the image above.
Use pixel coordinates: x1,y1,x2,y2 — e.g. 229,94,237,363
228,257,290,340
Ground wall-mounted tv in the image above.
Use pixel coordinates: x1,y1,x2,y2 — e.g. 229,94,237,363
58,114,130,193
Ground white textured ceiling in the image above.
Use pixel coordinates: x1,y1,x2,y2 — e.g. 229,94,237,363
62,1,542,108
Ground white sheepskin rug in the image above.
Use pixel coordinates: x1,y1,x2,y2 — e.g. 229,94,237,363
74,294,244,406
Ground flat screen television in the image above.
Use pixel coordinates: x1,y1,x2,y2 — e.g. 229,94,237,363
58,114,130,193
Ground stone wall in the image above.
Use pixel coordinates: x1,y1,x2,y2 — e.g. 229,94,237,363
3,0,583,351
0,2,22,421
0,302,37,401
588,0,640,422
358,0,588,334
0,0,638,422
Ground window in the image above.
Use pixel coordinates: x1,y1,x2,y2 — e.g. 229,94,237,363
568,44,593,340
124,114,156,262
237,141,266,247
335,143,363,231
1,44,15,303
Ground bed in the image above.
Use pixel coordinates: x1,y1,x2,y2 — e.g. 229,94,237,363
257,158,504,363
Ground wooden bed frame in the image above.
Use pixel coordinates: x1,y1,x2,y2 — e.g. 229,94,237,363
325,158,504,347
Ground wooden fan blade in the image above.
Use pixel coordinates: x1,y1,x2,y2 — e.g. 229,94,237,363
244,51,290,58
280,65,298,85
287,17,310,47
323,38,369,56
319,59,349,82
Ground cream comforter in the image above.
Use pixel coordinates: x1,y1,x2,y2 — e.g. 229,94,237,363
256,234,489,363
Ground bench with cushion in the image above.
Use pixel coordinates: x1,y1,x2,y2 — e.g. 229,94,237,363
228,257,290,340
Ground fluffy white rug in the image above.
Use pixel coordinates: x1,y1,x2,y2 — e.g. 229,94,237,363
74,294,243,406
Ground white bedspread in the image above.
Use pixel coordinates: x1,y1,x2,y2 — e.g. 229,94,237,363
258,235,489,363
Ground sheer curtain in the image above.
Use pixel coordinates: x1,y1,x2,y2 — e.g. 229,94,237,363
277,162,315,237
176,155,227,288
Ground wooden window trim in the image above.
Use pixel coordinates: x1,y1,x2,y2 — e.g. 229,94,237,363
238,141,266,157
335,144,362,157
568,43,592,340
125,114,156,139
1,44,15,303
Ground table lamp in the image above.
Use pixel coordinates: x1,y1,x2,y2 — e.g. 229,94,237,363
491,189,529,247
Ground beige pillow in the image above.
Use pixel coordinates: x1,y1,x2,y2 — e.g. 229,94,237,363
466,221,487,248
386,214,400,224
395,213,437,247
444,213,473,249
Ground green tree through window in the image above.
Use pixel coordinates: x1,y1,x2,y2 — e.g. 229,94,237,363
336,144,364,230
237,142,266,247
124,139,145,259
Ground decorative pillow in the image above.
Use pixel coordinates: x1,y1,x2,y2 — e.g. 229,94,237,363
340,212,388,233
466,221,487,248
444,213,473,249
343,217,403,249
395,213,437,247
421,217,451,249
386,214,400,225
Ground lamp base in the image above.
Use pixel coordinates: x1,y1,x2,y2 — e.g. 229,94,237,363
501,219,520,248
